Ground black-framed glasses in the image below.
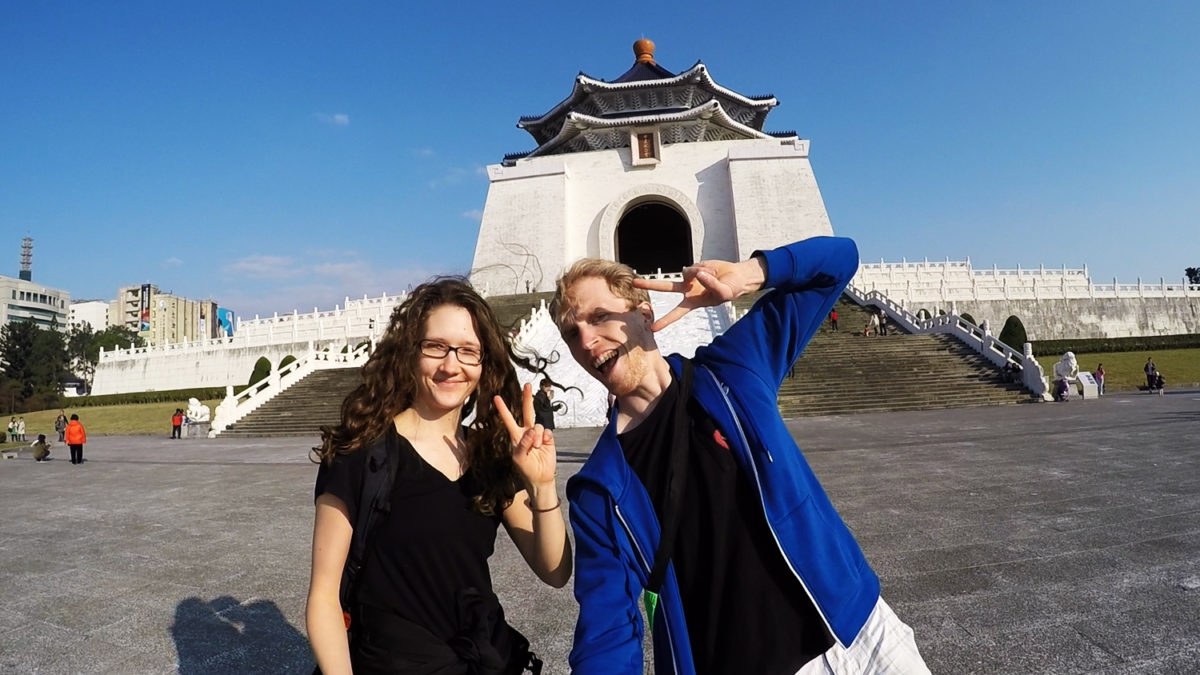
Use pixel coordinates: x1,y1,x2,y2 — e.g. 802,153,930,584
419,340,483,366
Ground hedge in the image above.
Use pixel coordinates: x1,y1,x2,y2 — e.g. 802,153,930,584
70,387,228,407
1032,333,1200,356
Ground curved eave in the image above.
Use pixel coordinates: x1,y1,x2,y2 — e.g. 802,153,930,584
526,100,772,158
517,63,777,133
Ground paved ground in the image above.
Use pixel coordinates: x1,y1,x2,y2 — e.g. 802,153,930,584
1,390,1198,674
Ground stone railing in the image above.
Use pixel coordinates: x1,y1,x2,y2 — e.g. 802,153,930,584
99,293,403,361
845,283,1049,399
209,341,372,437
854,259,1199,305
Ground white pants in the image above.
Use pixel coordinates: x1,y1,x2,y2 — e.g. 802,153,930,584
796,597,931,675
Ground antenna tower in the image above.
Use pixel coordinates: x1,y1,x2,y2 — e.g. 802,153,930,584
19,237,32,281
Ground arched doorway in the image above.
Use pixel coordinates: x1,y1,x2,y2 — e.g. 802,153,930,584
616,202,693,274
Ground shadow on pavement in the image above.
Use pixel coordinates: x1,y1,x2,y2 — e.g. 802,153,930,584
172,595,314,674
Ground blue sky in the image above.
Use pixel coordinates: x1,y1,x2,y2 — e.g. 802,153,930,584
3,1,1198,318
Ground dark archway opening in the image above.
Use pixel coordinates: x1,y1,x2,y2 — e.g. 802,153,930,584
616,202,693,274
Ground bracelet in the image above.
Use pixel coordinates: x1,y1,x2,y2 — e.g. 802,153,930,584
531,497,561,513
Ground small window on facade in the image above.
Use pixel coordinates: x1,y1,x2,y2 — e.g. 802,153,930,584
637,133,656,160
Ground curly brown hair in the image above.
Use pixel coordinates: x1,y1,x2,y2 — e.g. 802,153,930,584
314,277,526,516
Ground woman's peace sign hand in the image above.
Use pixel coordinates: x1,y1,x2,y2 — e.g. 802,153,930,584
494,384,557,491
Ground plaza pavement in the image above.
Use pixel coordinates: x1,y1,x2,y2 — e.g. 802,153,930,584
1,390,1198,674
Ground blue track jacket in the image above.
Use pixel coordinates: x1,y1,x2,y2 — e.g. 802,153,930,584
566,237,879,674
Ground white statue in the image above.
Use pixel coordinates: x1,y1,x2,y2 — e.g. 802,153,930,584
1052,351,1078,402
186,397,211,423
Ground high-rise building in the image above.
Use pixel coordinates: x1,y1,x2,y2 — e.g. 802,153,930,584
1,275,70,330
108,285,219,346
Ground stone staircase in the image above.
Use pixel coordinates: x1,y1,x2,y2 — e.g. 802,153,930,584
220,368,362,438
775,297,1029,416
222,294,1031,436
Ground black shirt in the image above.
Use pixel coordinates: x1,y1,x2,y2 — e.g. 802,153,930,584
619,376,835,674
314,430,503,642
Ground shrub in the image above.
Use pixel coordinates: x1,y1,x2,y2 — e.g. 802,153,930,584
1032,333,1200,356
72,387,228,407
960,312,977,326
998,315,1028,349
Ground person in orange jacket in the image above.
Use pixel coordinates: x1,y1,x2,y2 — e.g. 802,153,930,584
64,414,87,464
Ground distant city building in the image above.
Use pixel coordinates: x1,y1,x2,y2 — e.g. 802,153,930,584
1,274,70,330
69,300,109,332
108,284,219,346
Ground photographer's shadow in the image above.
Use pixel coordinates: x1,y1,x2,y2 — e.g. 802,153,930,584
171,595,314,674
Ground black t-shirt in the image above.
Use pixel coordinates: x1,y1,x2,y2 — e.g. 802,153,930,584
619,375,834,674
314,429,503,642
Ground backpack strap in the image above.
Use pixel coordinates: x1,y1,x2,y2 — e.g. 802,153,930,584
646,358,694,593
339,427,402,621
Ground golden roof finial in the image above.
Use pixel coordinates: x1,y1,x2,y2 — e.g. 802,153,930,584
633,38,656,65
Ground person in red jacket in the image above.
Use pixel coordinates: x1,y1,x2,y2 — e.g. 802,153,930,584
64,414,87,464
171,409,184,439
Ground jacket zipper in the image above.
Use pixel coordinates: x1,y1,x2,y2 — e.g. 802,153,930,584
700,366,842,647
613,503,680,675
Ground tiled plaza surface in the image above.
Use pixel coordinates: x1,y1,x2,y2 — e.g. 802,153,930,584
1,390,1197,674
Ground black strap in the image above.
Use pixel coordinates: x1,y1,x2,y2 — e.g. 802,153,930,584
646,358,694,592
339,428,402,612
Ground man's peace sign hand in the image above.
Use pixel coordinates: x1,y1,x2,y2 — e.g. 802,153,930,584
633,257,767,332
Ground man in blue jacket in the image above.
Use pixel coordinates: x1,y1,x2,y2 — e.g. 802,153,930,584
553,237,929,674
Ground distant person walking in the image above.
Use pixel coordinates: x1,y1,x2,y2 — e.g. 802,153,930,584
17,417,26,442
1093,363,1105,396
7,417,16,443
533,378,557,430
865,311,880,336
31,434,52,462
65,414,87,465
829,309,838,331
1145,357,1156,392
171,409,184,439
877,308,889,336
1154,370,1165,396
54,411,68,442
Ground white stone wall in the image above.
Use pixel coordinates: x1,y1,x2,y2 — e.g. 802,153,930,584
470,137,832,294
90,339,354,395
728,140,833,258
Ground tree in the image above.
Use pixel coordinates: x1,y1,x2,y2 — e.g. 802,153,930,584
1186,267,1200,285
0,319,69,411
998,315,1028,350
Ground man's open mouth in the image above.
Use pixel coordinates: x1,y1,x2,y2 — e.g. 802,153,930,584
593,348,620,376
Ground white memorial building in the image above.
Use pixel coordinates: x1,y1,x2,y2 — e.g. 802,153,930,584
469,39,833,295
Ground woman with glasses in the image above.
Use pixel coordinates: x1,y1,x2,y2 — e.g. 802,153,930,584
307,278,570,674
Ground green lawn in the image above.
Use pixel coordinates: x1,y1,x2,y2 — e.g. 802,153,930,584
1033,348,1200,392
1,399,221,449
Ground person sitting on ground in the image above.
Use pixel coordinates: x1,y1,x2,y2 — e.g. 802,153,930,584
31,434,52,462
1002,361,1022,384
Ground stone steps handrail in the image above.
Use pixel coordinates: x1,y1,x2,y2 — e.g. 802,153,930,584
209,341,371,437
844,283,1048,399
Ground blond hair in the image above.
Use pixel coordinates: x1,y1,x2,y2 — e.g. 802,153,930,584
552,258,649,329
